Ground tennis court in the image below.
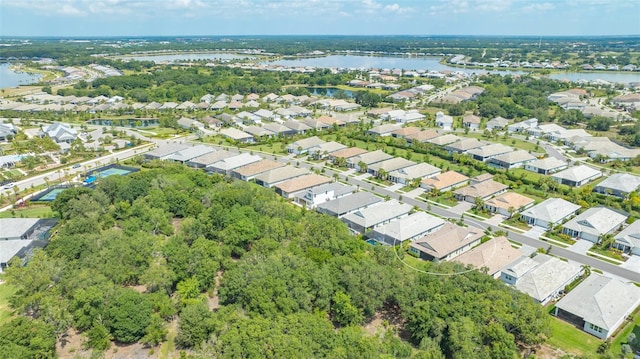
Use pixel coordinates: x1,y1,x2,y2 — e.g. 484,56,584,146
31,187,68,202
95,167,134,177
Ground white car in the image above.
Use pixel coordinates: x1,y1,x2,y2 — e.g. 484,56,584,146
3,182,15,189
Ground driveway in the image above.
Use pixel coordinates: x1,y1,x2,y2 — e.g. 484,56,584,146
484,214,506,227
523,225,546,239
403,188,425,199
450,202,473,215
567,239,593,255
620,255,640,273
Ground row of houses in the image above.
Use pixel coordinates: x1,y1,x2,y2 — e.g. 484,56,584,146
143,142,640,341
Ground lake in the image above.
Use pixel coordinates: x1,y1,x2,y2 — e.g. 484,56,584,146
121,52,256,63
0,63,42,89
264,55,640,84
308,87,355,98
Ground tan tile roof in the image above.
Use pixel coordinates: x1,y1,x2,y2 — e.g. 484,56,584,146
275,174,332,194
484,192,534,210
233,159,285,177
454,236,522,275
410,223,483,259
421,171,469,191
330,147,369,159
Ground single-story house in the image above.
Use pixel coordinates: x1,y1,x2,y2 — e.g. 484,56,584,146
500,253,583,304
466,144,514,162
286,136,326,155
43,122,78,143
524,157,568,175
561,206,627,243
613,220,640,255
236,111,262,124
295,182,356,209
551,165,602,187
206,153,262,176
341,199,412,234
484,192,535,217
594,173,640,198
453,175,508,203
308,141,347,159
408,223,483,261
253,165,309,188
454,236,523,278
421,171,470,193
144,143,189,161
347,150,394,172
435,111,454,131
507,118,538,134
520,197,581,229
426,134,462,146
165,145,216,164
231,159,285,181
274,174,332,199
444,138,488,154
220,128,254,143
283,120,312,134
486,116,509,130
177,117,205,131
371,212,445,246
553,274,640,339
388,163,441,185
316,191,383,218
244,125,275,139
263,123,296,137
329,147,369,165
462,114,481,130
405,130,439,143
186,150,233,169
391,127,421,139
368,123,403,137
368,158,416,178
488,150,536,169
304,118,331,131
0,218,58,272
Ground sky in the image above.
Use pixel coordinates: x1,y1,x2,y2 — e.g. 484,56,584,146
0,0,639,37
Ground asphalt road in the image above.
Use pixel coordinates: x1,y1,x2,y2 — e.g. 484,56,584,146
0,143,154,197
233,147,640,283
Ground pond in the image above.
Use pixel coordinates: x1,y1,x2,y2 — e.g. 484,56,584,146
0,63,42,89
87,118,159,128
120,52,256,63
307,87,355,98
264,55,640,84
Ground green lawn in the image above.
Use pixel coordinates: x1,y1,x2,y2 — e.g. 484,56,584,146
611,311,640,358
0,284,16,324
0,206,53,219
547,315,601,356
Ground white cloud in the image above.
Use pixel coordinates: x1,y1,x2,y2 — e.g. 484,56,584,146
522,2,555,12
473,0,511,12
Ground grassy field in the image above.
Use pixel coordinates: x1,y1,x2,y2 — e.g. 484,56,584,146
547,315,601,356
0,205,53,219
0,284,16,324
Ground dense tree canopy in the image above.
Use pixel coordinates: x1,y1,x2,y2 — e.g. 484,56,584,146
2,162,552,357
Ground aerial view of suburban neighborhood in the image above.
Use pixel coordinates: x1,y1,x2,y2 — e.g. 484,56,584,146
1,1,640,358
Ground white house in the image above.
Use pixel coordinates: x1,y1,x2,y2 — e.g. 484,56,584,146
561,207,627,243
371,212,445,246
554,274,640,339
614,220,640,255
551,165,602,187
500,253,583,304
435,111,453,131
520,198,581,229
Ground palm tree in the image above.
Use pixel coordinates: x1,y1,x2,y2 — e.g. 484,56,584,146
44,176,50,188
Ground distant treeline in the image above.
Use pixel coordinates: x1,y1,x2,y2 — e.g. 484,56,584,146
1,35,639,60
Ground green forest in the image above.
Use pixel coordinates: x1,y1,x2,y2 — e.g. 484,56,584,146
0,162,556,358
